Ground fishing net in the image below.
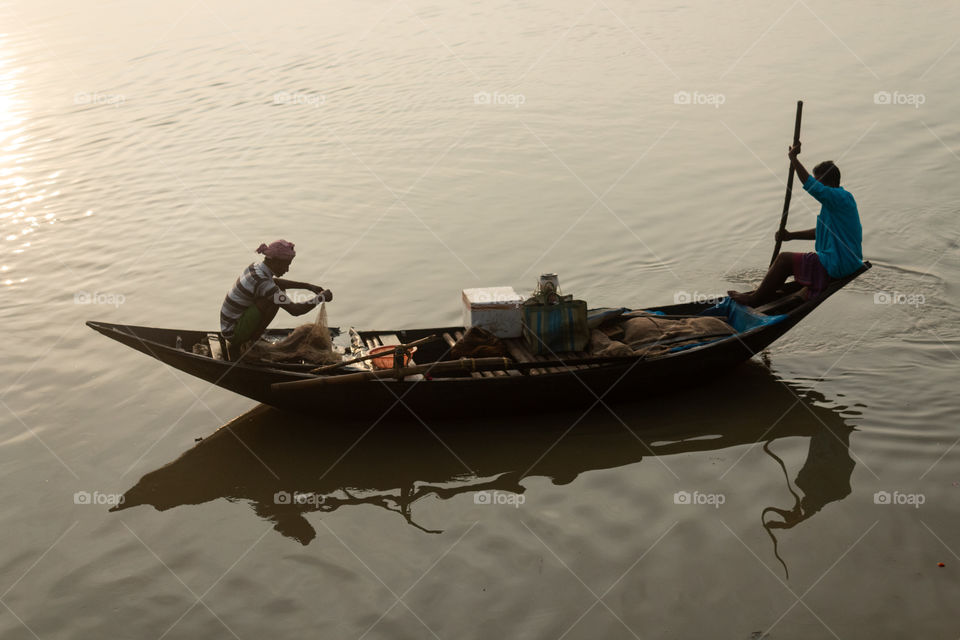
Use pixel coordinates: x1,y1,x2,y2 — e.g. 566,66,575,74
245,303,342,365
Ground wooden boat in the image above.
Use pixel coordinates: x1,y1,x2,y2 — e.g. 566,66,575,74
87,262,871,418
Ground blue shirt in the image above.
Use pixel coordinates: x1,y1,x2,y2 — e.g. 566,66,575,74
802,175,863,278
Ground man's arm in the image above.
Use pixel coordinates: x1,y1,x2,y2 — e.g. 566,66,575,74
778,227,816,242
272,289,324,315
788,143,810,184
274,278,334,302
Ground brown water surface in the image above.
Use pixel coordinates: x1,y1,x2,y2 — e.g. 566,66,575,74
1,1,958,638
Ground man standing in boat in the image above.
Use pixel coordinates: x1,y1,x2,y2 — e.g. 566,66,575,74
220,240,332,357
729,143,863,306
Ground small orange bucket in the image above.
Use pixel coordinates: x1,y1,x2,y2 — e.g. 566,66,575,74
369,345,417,370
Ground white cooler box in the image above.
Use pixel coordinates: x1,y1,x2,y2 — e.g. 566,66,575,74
461,286,524,339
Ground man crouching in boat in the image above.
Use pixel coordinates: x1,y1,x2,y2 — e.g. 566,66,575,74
220,240,332,358
728,143,863,306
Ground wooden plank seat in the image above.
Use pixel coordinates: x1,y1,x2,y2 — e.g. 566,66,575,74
755,287,809,315
501,339,594,375
207,333,224,361
504,338,596,374
502,339,545,375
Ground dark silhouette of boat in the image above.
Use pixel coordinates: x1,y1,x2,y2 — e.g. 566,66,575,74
88,263,870,418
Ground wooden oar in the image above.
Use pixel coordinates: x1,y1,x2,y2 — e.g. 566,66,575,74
271,351,672,393
770,100,803,266
274,357,514,391
309,334,439,373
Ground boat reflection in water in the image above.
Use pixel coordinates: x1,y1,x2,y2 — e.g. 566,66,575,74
113,361,859,571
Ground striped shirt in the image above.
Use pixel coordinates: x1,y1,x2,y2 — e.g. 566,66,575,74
220,262,282,337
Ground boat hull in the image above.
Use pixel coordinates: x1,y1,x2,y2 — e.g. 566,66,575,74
87,263,870,419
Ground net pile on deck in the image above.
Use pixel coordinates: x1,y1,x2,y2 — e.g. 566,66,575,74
245,303,342,365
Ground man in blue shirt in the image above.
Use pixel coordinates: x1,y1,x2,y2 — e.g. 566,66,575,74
729,143,863,306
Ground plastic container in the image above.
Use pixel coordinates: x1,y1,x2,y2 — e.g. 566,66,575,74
461,286,524,338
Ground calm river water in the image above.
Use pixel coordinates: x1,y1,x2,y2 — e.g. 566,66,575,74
1,1,958,638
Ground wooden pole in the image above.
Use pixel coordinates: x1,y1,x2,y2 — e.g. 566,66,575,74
273,357,514,391
271,352,667,393
770,100,804,266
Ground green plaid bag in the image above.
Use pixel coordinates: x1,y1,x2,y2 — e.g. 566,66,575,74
522,298,589,355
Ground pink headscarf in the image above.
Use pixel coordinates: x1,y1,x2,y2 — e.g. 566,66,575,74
256,240,296,261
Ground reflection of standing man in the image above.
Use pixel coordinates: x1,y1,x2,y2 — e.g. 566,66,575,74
793,424,855,515
762,423,855,577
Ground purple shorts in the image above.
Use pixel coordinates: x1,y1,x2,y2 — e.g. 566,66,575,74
792,252,832,298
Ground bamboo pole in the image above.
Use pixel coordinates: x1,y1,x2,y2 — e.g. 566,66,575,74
272,357,513,391
770,100,804,265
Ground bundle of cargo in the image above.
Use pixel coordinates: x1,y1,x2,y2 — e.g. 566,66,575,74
461,275,591,357
520,274,589,355
589,311,736,359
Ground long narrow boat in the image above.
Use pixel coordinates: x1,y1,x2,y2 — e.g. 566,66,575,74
87,262,870,418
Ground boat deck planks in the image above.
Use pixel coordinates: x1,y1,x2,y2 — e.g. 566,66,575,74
503,339,545,376
755,287,808,314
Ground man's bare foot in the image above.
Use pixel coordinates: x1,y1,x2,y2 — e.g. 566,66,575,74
727,290,755,306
